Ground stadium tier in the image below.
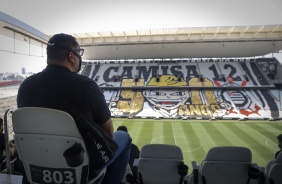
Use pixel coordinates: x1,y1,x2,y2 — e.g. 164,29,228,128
81,58,282,120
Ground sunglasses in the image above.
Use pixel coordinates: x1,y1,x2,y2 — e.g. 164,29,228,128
48,42,84,56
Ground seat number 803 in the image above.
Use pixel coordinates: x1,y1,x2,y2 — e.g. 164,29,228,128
43,170,74,183
30,165,76,184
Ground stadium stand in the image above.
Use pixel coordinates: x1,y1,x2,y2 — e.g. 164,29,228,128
1,9,282,184
81,58,281,120
0,80,21,87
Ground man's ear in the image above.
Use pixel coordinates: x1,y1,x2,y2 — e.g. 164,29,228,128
67,52,75,63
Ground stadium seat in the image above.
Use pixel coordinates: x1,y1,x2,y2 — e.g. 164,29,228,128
132,144,188,184
190,146,255,184
12,107,106,184
264,151,282,184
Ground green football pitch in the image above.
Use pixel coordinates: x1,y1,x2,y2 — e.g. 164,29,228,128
112,118,282,172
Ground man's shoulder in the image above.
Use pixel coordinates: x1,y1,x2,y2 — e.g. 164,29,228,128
23,72,43,81
20,68,99,92
73,74,99,88
19,72,43,88
75,74,93,82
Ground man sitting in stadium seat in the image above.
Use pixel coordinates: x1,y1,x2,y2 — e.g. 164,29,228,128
0,118,6,159
17,33,132,184
117,126,140,170
0,117,22,174
0,117,15,159
275,134,282,159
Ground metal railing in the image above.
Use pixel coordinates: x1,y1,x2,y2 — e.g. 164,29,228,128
3,109,14,174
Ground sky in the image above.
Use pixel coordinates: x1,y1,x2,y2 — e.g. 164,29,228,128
0,0,282,73
1,0,282,35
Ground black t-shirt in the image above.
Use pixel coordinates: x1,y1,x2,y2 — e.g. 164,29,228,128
17,65,111,176
17,64,110,126
129,143,140,169
0,133,5,158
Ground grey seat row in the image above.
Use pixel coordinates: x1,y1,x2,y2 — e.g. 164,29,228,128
10,107,282,184
132,145,282,184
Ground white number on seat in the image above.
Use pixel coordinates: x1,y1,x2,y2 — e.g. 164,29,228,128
42,169,74,183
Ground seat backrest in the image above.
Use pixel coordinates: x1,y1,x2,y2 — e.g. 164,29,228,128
265,151,282,184
137,144,186,184
199,146,252,184
12,107,95,184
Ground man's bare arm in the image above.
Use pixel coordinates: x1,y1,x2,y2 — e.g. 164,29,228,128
101,118,114,138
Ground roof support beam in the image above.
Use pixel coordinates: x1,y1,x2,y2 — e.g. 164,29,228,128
254,26,264,37
270,25,280,34
110,32,115,42
97,32,104,43
174,29,177,41
123,31,127,42
187,27,191,40
85,33,94,44
201,27,206,39
227,26,235,38
240,26,249,38
136,30,140,42
213,27,221,38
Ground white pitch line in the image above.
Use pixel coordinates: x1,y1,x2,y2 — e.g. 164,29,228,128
171,122,177,146
171,122,195,161
265,139,278,151
152,122,163,144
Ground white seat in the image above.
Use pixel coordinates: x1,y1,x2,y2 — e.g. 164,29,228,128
12,107,105,184
264,151,282,184
133,144,188,184
190,146,252,184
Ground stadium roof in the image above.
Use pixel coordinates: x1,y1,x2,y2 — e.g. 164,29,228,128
1,0,282,60
74,25,282,45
